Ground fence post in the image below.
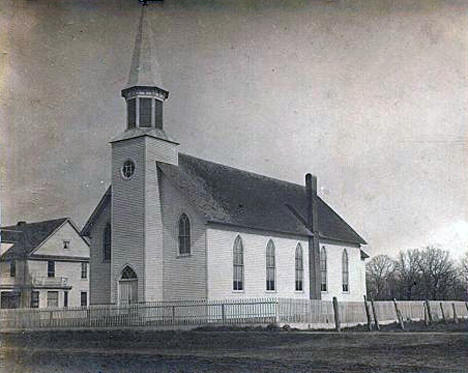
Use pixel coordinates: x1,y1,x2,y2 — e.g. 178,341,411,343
423,302,429,326
221,303,226,325
370,299,380,331
275,298,280,324
439,302,447,323
87,308,91,327
425,300,433,325
452,303,458,324
363,295,372,331
393,298,405,330
332,297,341,332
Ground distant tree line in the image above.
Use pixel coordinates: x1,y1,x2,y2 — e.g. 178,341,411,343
366,247,468,301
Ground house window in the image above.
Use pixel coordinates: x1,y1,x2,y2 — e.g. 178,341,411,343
320,246,327,292
47,291,58,308
64,291,68,308
47,261,55,278
103,223,111,261
10,260,16,278
139,97,152,127
233,235,244,291
342,249,349,292
63,240,70,249
178,213,191,255
81,292,87,307
266,240,276,291
295,244,303,291
30,291,39,308
81,262,88,279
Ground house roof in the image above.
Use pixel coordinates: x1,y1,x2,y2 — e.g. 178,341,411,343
0,218,86,260
159,154,367,246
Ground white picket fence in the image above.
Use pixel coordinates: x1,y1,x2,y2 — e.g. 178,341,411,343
0,298,467,331
0,298,278,330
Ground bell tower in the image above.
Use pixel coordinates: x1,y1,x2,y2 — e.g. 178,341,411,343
121,3,168,131
110,4,178,304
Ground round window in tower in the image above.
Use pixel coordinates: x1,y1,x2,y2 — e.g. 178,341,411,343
121,160,136,180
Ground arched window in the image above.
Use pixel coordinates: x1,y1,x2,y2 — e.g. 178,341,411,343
103,223,111,261
121,266,137,280
178,213,191,255
295,243,303,291
233,235,244,291
320,246,327,292
342,249,349,292
266,240,276,291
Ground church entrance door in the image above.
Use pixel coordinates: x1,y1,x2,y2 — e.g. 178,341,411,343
118,266,138,305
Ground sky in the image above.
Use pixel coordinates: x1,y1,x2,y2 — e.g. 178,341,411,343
0,0,467,259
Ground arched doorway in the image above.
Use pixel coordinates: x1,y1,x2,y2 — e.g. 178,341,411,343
119,266,138,305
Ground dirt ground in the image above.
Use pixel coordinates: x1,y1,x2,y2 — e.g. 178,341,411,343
1,327,467,373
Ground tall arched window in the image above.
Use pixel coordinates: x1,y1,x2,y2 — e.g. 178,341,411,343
178,213,191,255
342,249,349,292
320,246,327,292
295,243,303,291
266,240,276,291
103,223,111,261
233,236,244,291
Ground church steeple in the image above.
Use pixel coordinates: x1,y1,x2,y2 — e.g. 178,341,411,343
120,5,170,133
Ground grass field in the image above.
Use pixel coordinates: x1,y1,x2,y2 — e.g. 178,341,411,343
1,323,467,372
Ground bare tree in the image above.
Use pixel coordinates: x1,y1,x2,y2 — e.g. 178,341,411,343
458,251,468,300
366,255,396,300
418,246,458,300
394,249,422,300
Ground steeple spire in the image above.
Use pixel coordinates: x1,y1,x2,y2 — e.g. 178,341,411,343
126,5,162,88
119,2,172,137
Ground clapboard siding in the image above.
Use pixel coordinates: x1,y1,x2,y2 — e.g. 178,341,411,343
160,174,207,301
207,227,310,300
319,243,366,302
88,201,111,305
28,260,88,308
207,228,366,302
111,137,146,303
111,136,178,303
34,222,89,258
143,136,175,302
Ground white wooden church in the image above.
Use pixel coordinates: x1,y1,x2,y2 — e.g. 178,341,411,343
81,7,368,306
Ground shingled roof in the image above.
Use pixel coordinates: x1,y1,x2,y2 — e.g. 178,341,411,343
82,153,366,246
158,154,366,246
0,218,83,260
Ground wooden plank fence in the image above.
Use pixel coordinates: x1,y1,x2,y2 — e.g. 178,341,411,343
1,298,467,331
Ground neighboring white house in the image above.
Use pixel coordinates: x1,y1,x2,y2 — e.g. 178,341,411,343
81,7,368,306
0,218,90,309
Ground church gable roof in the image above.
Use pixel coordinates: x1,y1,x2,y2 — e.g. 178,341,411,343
82,154,366,246
159,153,367,245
